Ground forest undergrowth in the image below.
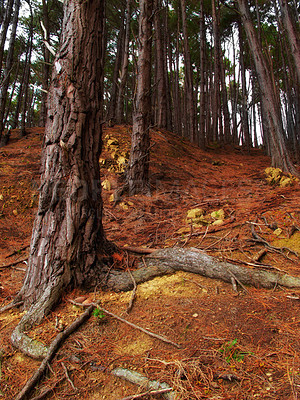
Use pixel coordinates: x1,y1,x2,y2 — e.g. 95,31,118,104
0,126,299,400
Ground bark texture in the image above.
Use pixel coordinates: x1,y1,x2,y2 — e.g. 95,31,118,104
127,0,153,195
12,0,109,355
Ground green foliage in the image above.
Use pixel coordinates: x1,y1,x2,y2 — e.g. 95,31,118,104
219,339,253,364
93,308,105,320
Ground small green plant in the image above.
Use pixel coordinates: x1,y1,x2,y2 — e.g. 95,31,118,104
93,308,105,319
219,339,253,364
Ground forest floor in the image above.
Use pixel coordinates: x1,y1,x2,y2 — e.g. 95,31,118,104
0,125,299,400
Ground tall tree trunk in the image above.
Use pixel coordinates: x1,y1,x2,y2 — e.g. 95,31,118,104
107,7,125,125
127,0,153,195
20,1,33,137
0,0,20,139
116,0,131,124
0,0,14,75
153,0,167,129
238,21,251,150
12,0,108,347
211,0,221,142
180,0,196,142
278,0,300,83
39,0,51,127
199,0,206,148
236,0,297,175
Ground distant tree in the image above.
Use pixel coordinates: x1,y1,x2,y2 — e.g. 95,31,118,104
115,0,131,124
236,0,297,174
126,0,153,195
0,0,20,142
278,0,300,83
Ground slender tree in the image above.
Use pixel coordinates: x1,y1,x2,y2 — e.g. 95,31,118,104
180,0,196,142
236,0,297,174
278,0,300,83
116,0,131,124
127,0,153,195
0,0,20,139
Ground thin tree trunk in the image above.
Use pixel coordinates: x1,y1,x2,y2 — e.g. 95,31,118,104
0,0,14,75
153,0,167,129
39,0,51,127
116,0,131,124
20,1,33,137
108,7,125,125
236,0,297,175
211,0,221,143
0,0,20,138
238,21,251,150
180,0,196,142
278,0,300,83
199,0,206,148
127,0,153,195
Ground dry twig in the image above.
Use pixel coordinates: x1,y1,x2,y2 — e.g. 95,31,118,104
68,300,181,348
0,258,27,269
15,304,96,400
118,388,173,400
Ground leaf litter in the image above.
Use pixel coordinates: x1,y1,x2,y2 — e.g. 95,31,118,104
0,126,299,399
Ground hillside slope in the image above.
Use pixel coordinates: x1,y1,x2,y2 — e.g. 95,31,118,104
0,126,299,400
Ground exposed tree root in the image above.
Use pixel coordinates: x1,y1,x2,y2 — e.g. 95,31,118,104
104,247,300,292
112,367,175,400
11,278,65,359
15,304,95,400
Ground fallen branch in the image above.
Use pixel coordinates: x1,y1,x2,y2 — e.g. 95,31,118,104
119,246,157,254
68,300,180,349
0,258,27,269
5,245,30,258
104,247,300,292
250,224,299,258
112,367,175,400
0,301,24,313
118,388,173,400
30,377,65,400
15,304,95,400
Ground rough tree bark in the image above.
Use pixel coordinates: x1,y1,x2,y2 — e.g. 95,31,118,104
236,0,298,175
126,0,153,195
11,0,111,357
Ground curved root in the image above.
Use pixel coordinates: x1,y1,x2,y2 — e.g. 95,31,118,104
11,278,64,359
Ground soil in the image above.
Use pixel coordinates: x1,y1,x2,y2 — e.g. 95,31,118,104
0,126,299,400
